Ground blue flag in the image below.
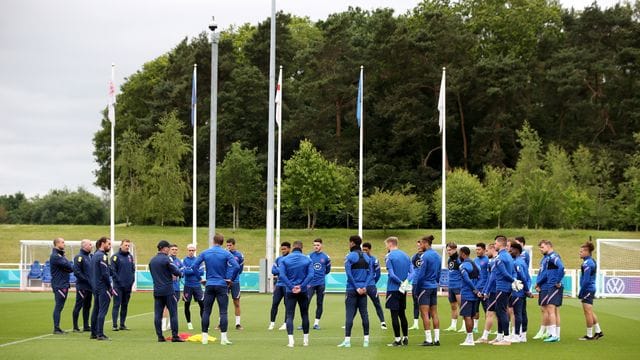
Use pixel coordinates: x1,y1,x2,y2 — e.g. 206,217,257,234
191,65,197,126
356,68,363,128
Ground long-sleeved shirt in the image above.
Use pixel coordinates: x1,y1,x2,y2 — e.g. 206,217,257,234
482,257,497,294
272,254,288,287
520,251,531,269
149,252,182,297
278,249,313,293
368,254,381,286
385,249,411,291
182,255,204,287
228,249,244,283
171,255,184,291
410,251,424,285
579,255,597,298
512,256,531,297
192,245,240,287
447,253,462,289
459,259,480,301
474,255,489,290
494,249,515,292
415,248,441,290
308,251,331,286
537,251,565,291
73,249,93,291
110,249,135,289
91,249,112,292
50,248,73,289
344,248,373,290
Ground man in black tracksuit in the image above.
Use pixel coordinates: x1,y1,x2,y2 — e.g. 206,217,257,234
50,237,74,334
111,239,136,331
90,236,113,341
149,240,184,342
72,239,93,332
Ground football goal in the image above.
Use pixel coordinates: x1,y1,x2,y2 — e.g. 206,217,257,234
596,239,640,298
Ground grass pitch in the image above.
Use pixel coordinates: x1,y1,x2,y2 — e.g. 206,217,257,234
0,291,638,359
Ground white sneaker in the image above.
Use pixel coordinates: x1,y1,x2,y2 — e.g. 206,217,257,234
303,340,309,347
268,323,275,330
520,334,527,343
460,341,475,346
287,343,294,348
408,324,419,330
510,335,521,343
381,322,387,330
201,333,208,345
474,338,488,344
187,323,193,330
279,323,287,331
220,339,233,345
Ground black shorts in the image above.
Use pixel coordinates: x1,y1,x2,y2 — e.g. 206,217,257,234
228,282,241,300
448,288,460,303
459,300,477,317
486,292,497,312
539,287,563,307
183,285,204,302
417,288,437,306
385,290,407,311
580,291,594,305
474,297,487,314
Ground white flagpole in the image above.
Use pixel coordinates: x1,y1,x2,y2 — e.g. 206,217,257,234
439,67,446,250
358,66,364,238
265,0,277,292
275,66,283,260
192,64,197,247
108,64,116,243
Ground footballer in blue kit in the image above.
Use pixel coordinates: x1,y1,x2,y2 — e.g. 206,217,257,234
473,243,489,332
414,235,441,346
269,242,291,330
535,239,564,343
384,236,412,347
444,242,462,332
409,240,424,330
362,242,387,329
182,243,205,330
458,246,481,346
307,238,331,330
491,236,515,345
508,242,532,343
578,242,603,340
226,238,245,330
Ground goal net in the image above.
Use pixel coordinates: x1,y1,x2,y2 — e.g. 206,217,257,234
596,239,640,298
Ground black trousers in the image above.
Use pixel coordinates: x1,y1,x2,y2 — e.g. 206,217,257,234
72,289,92,330
285,292,309,335
112,286,132,327
154,293,178,338
344,290,369,337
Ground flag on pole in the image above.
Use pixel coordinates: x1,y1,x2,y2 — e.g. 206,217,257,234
356,69,363,128
107,75,116,125
438,69,445,134
191,65,197,126
275,67,282,127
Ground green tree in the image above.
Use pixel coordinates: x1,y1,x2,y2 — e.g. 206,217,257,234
482,165,513,228
434,168,486,228
217,142,263,230
616,132,640,230
29,188,106,225
145,112,190,226
364,186,426,230
115,129,148,225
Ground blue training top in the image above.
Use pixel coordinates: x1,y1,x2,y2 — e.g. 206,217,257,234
493,248,515,292
579,255,596,298
344,248,373,291
278,248,314,293
308,251,331,286
411,251,423,285
110,249,135,289
385,249,411,292
50,248,73,289
192,245,240,287
415,248,441,290
537,251,564,291
228,249,244,283
149,252,182,297
459,258,480,301
512,256,531,297
447,253,462,289
474,255,489,290
272,254,288,287
73,249,93,291
182,255,204,287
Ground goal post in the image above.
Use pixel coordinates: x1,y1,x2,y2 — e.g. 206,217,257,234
596,239,640,298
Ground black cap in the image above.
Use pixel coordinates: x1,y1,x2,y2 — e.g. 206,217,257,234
157,240,171,250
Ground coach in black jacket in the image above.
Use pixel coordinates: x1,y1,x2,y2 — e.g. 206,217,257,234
72,239,93,332
149,240,183,342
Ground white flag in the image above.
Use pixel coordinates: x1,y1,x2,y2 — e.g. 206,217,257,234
107,78,116,124
437,69,445,134
275,67,282,127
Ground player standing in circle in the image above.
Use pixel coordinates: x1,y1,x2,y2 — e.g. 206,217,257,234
444,243,462,332
384,236,412,347
269,242,291,330
226,238,245,330
306,238,331,330
535,239,564,343
473,243,489,334
409,240,424,330
458,246,481,346
361,242,387,329
414,234,441,346
182,244,205,330
578,241,604,340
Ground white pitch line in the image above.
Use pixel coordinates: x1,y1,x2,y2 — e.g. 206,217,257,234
0,311,154,348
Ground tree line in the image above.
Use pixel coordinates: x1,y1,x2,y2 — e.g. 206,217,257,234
11,1,640,229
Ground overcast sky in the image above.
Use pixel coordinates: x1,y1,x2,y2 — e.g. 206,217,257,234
0,0,623,198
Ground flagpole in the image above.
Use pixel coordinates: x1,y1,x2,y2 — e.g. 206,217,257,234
275,65,283,261
208,19,219,247
192,64,197,247
109,64,116,243
265,0,277,292
439,67,447,251
358,66,364,238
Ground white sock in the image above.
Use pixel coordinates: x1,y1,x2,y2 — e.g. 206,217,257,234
482,330,489,339
221,332,228,342
344,336,351,343
587,327,593,337
451,319,457,328
363,335,369,342
466,332,474,342
521,331,527,338
201,332,208,344
162,318,166,329
270,322,275,327
556,326,561,338
288,334,294,345
425,330,432,342
395,336,401,342
541,325,547,334
236,316,241,325
413,319,419,327
498,333,504,341
548,325,557,337
314,319,320,326
473,319,478,329
303,333,309,343
594,323,601,333
434,329,440,341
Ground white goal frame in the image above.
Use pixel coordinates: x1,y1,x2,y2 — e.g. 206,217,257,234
596,239,640,298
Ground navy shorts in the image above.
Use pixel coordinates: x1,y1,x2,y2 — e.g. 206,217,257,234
229,282,241,299
459,300,477,317
183,285,204,302
486,292,497,312
417,288,437,306
539,287,563,307
474,297,487,314
448,288,460,303
385,291,407,311
580,291,594,305
173,291,180,302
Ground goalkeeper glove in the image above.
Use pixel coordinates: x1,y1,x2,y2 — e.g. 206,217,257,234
511,279,524,291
